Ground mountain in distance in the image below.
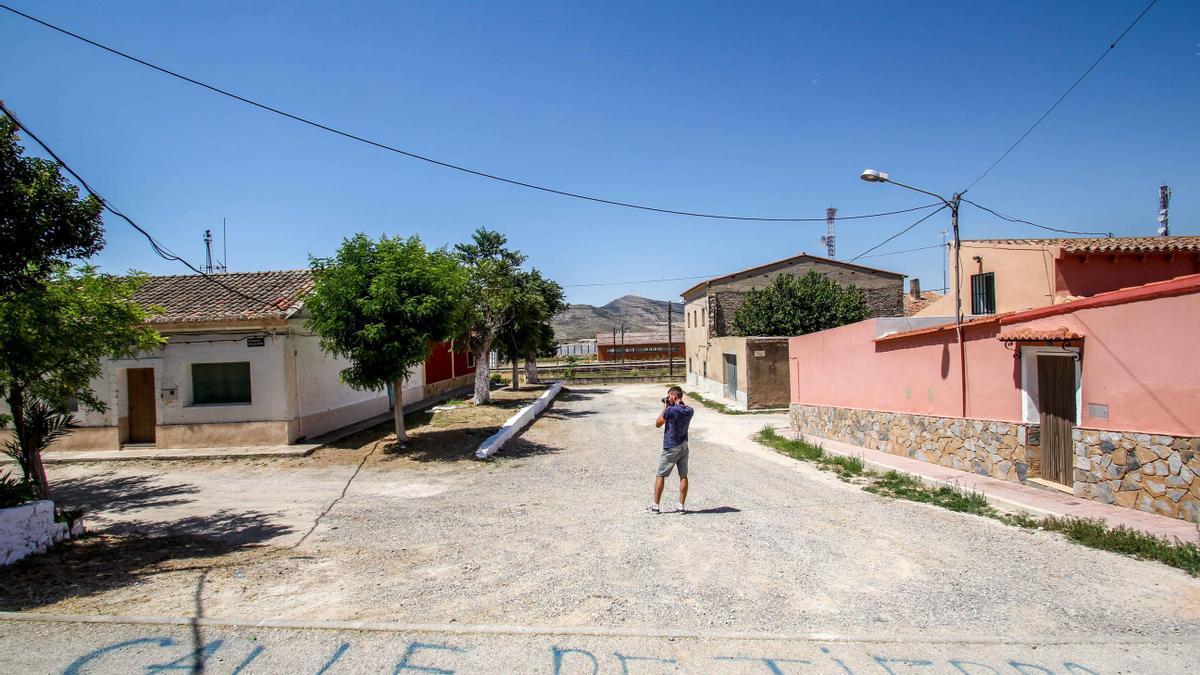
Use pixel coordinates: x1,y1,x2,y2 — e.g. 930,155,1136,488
552,295,684,343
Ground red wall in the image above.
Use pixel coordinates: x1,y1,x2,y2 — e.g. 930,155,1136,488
425,342,454,384
453,349,476,375
1056,254,1199,299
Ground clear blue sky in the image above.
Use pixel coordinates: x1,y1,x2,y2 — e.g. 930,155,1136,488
3,1,1197,305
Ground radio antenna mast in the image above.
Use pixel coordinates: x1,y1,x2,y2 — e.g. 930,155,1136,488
821,207,837,258
1158,185,1171,236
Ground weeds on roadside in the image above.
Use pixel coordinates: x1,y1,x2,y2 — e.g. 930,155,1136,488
753,425,1200,577
688,391,757,415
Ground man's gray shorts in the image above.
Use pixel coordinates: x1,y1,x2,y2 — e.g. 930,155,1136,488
656,441,689,478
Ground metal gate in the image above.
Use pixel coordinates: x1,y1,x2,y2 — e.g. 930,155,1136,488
1037,354,1075,486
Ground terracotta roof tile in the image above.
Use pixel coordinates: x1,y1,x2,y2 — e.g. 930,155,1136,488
135,270,313,324
903,290,943,316
962,235,1200,254
997,327,1084,342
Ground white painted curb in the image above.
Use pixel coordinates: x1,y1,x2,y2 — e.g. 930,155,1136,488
475,382,563,459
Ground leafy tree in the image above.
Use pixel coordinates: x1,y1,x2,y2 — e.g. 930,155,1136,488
454,228,527,404
0,265,164,497
729,271,870,337
306,234,466,443
495,269,566,389
0,115,104,297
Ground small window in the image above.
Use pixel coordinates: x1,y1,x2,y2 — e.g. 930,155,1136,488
971,272,996,315
688,358,692,371
192,362,251,405
467,352,476,367
701,308,706,326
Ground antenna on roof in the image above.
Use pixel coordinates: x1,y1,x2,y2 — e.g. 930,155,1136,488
821,207,837,258
1158,185,1171,237
202,229,227,274
222,217,229,271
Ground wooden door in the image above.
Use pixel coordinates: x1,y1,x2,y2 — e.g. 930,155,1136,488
126,368,156,444
1037,355,1075,486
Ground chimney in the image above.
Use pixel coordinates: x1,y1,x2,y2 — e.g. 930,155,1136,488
910,278,921,299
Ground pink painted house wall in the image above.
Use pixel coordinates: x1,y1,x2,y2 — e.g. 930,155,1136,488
790,281,1200,437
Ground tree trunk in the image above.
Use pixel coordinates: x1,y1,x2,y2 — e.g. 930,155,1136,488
6,387,49,499
524,355,539,384
510,358,519,391
472,344,492,404
392,378,407,444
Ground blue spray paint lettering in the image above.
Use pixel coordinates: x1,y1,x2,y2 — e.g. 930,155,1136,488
612,652,678,674
316,642,351,675
713,655,813,674
819,646,856,674
62,637,176,675
552,646,600,675
145,639,224,673
872,656,933,674
948,660,1003,674
393,641,466,674
230,645,266,675
1062,665,1100,675
1007,662,1055,674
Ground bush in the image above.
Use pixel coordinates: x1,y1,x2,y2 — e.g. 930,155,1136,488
0,471,39,509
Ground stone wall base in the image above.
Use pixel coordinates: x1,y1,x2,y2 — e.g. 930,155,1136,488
790,403,1200,523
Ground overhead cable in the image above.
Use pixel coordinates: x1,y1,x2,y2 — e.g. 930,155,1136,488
962,199,1114,237
0,102,280,309
0,4,940,223
962,0,1158,191
848,206,949,263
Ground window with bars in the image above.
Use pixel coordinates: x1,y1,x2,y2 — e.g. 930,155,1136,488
191,362,252,405
971,272,996,315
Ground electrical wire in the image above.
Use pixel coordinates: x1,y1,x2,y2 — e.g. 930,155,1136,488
962,199,1114,237
848,205,949,263
857,243,945,259
562,274,715,288
962,0,1158,192
0,4,946,223
0,102,281,309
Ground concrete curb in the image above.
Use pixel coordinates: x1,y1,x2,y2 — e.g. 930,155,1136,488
476,382,563,459
0,611,1192,645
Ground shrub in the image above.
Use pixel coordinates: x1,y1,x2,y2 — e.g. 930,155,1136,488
0,471,39,509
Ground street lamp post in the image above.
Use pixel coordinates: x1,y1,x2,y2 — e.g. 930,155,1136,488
860,170,966,417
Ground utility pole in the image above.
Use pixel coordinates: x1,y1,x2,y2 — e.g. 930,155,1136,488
939,228,948,294
667,302,674,379
620,324,625,366
1158,185,1171,236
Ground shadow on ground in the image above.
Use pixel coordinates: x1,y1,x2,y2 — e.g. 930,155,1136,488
0,508,292,611
375,430,562,464
51,473,201,514
683,506,741,515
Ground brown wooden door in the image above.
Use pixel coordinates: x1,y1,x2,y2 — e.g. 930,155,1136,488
1038,355,1075,486
126,368,156,444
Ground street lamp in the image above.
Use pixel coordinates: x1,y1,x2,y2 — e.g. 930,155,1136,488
860,169,966,416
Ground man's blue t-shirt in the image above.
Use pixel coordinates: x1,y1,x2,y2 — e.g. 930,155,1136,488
663,403,694,449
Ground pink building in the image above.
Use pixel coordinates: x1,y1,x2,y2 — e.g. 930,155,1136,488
789,274,1200,522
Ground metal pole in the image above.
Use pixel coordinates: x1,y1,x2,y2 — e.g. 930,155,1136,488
951,194,966,419
667,302,674,379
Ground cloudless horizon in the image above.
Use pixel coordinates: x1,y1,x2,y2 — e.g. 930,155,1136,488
3,1,1198,306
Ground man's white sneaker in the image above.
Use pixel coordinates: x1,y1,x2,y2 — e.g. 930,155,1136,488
676,503,687,514
646,504,660,514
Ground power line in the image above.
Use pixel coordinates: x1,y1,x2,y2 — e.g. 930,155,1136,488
858,243,945,259
0,4,941,224
848,205,949,262
562,274,715,288
963,0,1158,191
0,102,280,309
961,199,1114,237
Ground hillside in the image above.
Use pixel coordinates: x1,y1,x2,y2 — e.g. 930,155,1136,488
552,295,684,342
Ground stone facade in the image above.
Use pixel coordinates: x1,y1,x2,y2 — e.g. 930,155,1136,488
791,403,1200,523
1073,429,1200,522
790,404,1030,482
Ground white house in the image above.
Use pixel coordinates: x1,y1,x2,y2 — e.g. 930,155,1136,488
18,270,475,452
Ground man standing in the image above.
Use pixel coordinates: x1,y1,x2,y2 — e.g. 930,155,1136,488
649,385,694,513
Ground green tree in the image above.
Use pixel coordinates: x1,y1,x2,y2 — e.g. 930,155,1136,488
306,234,466,443
495,269,566,389
0,115,105,297
454,228,527,404
0,265,164,497
729,271,870,337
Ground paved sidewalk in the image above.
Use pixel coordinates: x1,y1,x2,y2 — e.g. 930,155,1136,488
788,428,1200,544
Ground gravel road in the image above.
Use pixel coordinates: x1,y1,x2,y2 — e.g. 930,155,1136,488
5,383,1199,664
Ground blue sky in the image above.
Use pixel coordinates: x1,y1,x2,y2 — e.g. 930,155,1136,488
3,1,1197,305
